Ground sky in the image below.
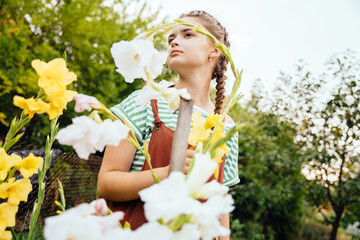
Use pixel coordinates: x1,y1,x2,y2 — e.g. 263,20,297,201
136,0,360,99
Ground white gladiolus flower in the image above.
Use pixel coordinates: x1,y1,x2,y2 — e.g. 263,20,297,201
139,172,199,223
104,222,174,240
186,151,218,195
111,39,166,83
148,51,168,79
136,80,191,111
195,180,228,199
135,81,164,106
55,116,102,159
104,228,135,240
192,195,234,240
134,222,174,240
44,200,124,240
95,118,130,152
162,87,191,111
137,146,234,240
173,223,201,240
94,212,125,235
193,195,234,226
56,116,129,159
197,220,230,240
111,39,152,83
44,211,103,240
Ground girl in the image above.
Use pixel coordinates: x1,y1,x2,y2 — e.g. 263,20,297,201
97,10,239,239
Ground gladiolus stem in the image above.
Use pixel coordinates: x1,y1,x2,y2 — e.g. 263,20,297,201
139,22,179,40
208,121,246,155
28,117,59,240
143,141,159,183
4,167,17,183
203,93,241,153
125,137,159,183
105,105,138,147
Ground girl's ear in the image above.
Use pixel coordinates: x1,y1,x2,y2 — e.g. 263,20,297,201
209,47,221,59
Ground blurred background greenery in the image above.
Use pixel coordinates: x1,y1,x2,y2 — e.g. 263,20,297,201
1,0,359,239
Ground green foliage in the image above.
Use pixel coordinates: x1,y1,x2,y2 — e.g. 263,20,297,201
269,49,360,240
229,83,305,240
0,0,168,147
230,50,359,239
301,220,332,240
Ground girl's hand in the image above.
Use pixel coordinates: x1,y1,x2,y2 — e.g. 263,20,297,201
184,148,195,175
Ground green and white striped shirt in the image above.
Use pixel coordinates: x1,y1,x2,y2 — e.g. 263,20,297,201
110,90,240,187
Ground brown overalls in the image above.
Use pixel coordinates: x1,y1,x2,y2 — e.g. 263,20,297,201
105,99,225,230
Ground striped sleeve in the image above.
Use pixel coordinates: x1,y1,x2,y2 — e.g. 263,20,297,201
110,90,147,142
223,131,240,187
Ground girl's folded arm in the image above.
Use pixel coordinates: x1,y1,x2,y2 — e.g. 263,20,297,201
97,135,169,202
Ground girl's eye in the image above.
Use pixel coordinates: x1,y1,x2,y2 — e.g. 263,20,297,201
168,38,174,44
185,32,192,38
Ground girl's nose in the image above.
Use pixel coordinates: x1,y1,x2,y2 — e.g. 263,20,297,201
171,38,179,47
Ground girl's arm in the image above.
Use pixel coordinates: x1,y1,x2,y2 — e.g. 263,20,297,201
97,135,169,202
219,213,230,240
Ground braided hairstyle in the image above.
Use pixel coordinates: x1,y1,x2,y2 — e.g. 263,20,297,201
179,10,230,115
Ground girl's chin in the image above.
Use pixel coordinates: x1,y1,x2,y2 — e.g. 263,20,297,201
168,59,184,69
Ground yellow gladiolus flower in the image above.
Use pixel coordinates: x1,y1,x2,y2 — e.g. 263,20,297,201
212,149,226,164
0,178,32,205
13,96,49,119
0,149,11,181
14,153,43,178
210,122,230,166
204,112,221,130
0,230,12,240
188,112,211,146
210,122,225,143
46,89,77,120
0,203,18,232
188,112,231,178
32,58,77,97
0,149,21,181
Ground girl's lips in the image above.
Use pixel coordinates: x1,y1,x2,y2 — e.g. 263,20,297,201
170,50,182,56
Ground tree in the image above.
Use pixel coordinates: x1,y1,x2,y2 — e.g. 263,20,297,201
229,82,305,240
0,0,170,146
269,49,360,240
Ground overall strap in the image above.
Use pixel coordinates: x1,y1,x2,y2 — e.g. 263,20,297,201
150,99,162,125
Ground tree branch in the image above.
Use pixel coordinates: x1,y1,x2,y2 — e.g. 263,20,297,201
337,127,350,200
326,185,338,213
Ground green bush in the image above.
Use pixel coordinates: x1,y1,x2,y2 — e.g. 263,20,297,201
229,86,305,240
0,0,172,148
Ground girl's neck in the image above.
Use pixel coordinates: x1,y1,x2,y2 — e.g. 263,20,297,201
175,69,214,112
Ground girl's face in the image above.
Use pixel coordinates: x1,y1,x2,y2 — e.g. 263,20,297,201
167,17,215,74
